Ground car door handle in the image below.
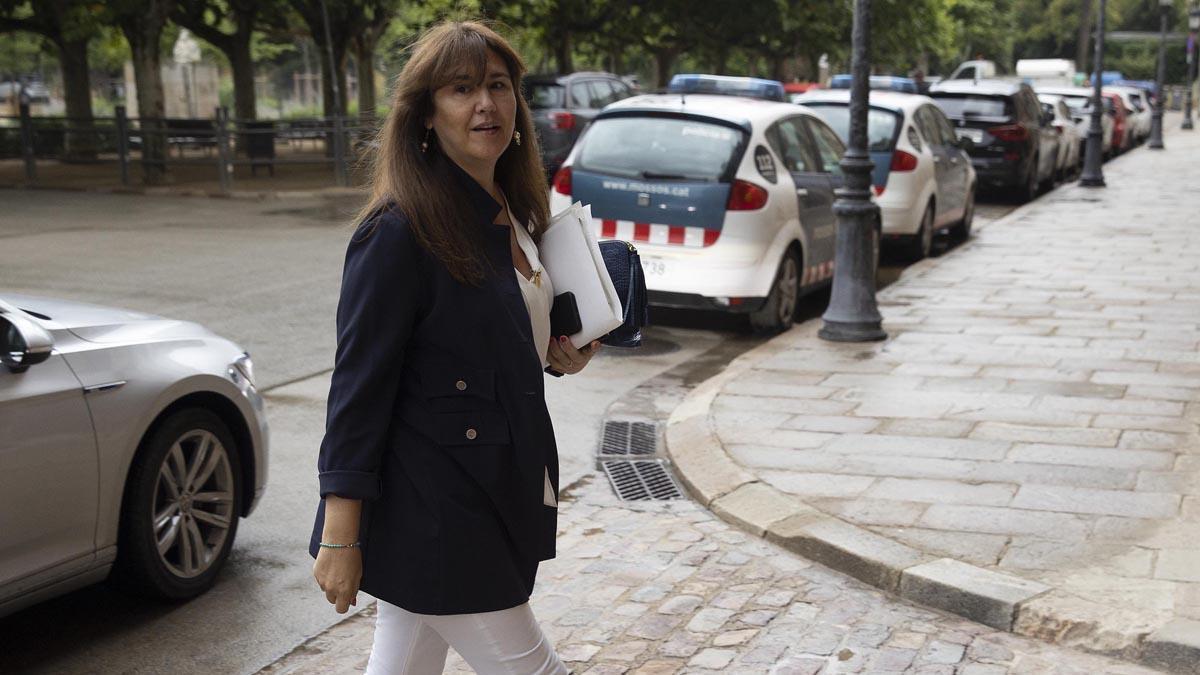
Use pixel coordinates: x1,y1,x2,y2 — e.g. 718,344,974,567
795,188,809,197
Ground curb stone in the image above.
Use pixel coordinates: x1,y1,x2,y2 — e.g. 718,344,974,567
661,186,1184,672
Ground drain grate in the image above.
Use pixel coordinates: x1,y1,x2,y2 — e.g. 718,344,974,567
600,420,659,456
601,460,684,501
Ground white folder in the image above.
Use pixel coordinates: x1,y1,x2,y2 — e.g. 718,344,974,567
539,202,624,346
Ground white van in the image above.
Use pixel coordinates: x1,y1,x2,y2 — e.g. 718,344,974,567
1016,59,1077,87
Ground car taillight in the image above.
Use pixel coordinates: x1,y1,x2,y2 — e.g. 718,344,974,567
872,184,886,196
988,124,1029,142
550,111,576,131
890,150,918,172
727,180,768,210
552,166,572,195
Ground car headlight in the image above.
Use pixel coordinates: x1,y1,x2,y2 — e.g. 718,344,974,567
232,352,256,388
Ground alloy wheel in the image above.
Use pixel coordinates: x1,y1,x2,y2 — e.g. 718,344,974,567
152,429,235,579
776,255,799,326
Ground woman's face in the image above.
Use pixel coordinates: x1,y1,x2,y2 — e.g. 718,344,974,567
427,49,517,180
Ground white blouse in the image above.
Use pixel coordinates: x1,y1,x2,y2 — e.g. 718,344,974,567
504,199,558,508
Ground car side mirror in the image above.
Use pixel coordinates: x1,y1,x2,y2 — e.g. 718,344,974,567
0,311,54,373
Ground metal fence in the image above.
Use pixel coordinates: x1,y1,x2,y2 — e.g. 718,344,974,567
0,104,376,193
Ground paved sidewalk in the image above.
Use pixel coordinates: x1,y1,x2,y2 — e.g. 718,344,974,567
666,125,1200,670
261,477,1157,674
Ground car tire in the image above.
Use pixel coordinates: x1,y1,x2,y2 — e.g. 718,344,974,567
1019,155,1039,203
904,203,935,262
112,408,242,601
952,186,975,241
750,248,801,335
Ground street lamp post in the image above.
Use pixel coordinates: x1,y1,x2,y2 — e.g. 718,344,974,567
1149,0,1172,149
819,0,886,343
1185,5,1200,130
1080,0,1108,187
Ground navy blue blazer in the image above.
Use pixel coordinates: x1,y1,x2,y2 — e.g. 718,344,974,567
308,157,559,615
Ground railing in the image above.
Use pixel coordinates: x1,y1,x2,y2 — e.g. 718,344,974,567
0,104,377,194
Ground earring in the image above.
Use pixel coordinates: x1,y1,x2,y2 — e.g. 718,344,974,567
514,131,521,146
421,128,431,153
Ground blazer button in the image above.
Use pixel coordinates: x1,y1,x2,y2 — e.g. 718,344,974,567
465,428,478,440
456,380,467,391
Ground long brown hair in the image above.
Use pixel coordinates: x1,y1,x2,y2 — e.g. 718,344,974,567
359,20,549,285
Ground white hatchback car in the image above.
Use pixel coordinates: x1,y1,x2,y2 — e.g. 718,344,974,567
1036,86,1114,157
548,92,855,333
796,89,975,260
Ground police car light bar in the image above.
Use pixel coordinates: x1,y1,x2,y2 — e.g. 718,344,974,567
667,74,787,102
828,74,919,94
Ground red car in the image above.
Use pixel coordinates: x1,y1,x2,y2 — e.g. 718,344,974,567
1104,92,1131,156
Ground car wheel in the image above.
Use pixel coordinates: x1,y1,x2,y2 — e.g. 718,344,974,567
904,203,935,261
113,408,242,601
749,249,801,335
952,186,975,241
1020,155,1039,203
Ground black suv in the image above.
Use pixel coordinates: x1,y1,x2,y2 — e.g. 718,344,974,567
929,79,1059,202
524,72,633,176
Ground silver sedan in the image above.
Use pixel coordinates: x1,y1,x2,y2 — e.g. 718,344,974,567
0,295,268,617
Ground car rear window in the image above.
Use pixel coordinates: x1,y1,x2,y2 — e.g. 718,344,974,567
1058,95,1091,111
931,94,1011,119
575,116,746,182
527,83,565,108
800,103,901,152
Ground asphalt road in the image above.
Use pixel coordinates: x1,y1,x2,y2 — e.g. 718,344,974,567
0,188,1016,674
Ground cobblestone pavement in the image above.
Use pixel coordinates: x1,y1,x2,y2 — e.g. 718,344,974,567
261,477,1159,674
698,123,1200,654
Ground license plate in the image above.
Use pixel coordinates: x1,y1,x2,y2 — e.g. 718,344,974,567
957,128,984,143
642,257,667,276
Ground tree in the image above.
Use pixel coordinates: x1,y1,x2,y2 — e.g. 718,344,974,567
106,0,176,184
0,0,102,158
172,0,285,121
287,0,353,117
348,0,396,123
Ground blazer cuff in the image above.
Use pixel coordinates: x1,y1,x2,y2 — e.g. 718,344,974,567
318,470,382,500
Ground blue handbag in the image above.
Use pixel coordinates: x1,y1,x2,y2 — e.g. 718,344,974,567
598,240,648,348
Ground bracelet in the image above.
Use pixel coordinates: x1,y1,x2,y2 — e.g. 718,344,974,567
318,541,361,549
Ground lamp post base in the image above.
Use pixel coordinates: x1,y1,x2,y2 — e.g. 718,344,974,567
818,319,887,343
1079,175,1107,187
1184,116,1195,130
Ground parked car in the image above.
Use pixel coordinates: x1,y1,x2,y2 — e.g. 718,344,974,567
668,73,787,101
1035,85,1113,158
946,60,999,80
796,89,976,260
1105,86,1151,144
525,71,634,176
1104,91,1132,155
548,90,856,333
1036,94,1083,181
929,78,1058,202
0,295,268,617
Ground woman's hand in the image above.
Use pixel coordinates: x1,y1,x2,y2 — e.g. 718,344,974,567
547,336,601,375
313,546,363,614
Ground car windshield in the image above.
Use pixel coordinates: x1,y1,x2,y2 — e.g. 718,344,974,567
931,94,1010,119
801,103,900,152
527,83,565,108
575,116,746,182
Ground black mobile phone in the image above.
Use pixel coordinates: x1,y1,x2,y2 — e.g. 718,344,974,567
550,292,582,337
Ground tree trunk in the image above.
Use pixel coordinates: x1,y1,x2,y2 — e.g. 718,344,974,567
230,25,256,121
58,37,96,160
711,46,728,75
554,32,573,74
1076,0,1093,74
319,41,349,118
124,25,168,184
653,49,675,89
353,37,376,124
769,54,786,82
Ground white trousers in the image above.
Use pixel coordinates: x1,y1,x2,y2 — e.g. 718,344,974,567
364,599,569,675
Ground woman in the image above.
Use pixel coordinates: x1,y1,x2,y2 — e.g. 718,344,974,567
309,20,599,674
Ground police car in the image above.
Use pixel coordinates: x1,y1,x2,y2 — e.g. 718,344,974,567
547,83,853,333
